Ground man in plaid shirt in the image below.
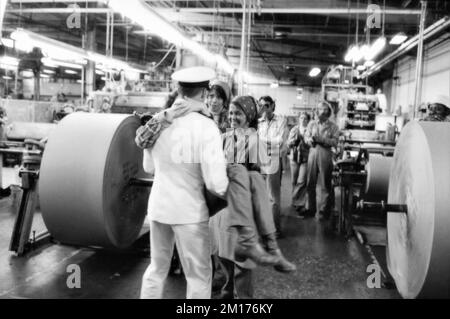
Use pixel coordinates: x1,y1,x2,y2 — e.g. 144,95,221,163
135,94,210,149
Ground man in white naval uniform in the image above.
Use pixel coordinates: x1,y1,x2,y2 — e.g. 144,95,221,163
139,67,228,299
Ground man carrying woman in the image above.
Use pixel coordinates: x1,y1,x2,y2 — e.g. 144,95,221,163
135,71,295,299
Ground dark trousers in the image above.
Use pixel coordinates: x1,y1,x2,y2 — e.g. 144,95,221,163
212,256,253,299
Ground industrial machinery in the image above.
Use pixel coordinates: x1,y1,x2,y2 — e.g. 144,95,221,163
322,65,401,236
334,120,450,298
9,138,47,255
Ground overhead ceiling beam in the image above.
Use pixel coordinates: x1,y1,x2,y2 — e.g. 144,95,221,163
7,8,111,14
154,7,422,15
7,7,422,15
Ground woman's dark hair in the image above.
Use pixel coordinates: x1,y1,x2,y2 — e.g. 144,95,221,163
299,111,311,122
259,95,275,110
164,90,179,109
259,95,274,104
209,84,229,108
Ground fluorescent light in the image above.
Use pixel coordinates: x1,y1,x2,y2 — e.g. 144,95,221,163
1,38,14,48
42,57,83,69
40,74,50,78
364,60,375,67
365,37,386,61
21,70,34,77
358,45,370,62
2,76,12,80
12,28,146,73
64,70,78,75
309,67,321,77
106,0,234,74
390,33,408,45
43,69,55,74
357,65,366,71
270,82,279,88
0,56,19,67
76,79,83,84
0,56,19,70
11,29,86,61
345,45,358,62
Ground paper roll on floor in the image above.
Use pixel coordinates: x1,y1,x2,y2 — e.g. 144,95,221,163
387,121,450,299
39,113,150,249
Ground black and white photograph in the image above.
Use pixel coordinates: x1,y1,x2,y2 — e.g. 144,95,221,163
0,0,449,304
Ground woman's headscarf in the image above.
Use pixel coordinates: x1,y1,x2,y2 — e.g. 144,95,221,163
231,95,259,129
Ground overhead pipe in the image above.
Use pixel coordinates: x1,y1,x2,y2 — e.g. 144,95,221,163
412,1,427,118
8,8,111,14
7,7,422,15
238,0,247,95
361,16,450,78
155,7,422,15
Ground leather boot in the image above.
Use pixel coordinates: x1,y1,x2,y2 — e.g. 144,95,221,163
234,226,280,266
263,233,297,273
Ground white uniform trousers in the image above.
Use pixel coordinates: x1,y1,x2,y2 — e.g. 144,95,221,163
140,220,212,299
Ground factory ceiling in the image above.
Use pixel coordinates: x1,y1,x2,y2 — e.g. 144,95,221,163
2,0,450,86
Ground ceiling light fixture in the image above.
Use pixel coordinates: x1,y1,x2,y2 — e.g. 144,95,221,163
106,0,234,74
364,60,375,67
390,32,408,45
365,36,386,61
11,28,145,73
309,67,321,77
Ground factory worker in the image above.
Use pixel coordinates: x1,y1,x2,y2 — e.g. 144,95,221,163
376,89,388,114
287,112,311,217
100,96,112,113
423,95,450,122
211,95,296,298
257,96,289,237
139,66,229,299
304,101,339,220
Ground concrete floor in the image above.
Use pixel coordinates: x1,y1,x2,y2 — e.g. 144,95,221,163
0,169,400,299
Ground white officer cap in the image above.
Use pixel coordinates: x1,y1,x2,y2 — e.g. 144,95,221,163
429,94,450,109
172,66,216,88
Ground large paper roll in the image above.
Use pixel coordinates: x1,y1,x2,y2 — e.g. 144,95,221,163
387,121,450,298
39,113,150,249
364,153,393,200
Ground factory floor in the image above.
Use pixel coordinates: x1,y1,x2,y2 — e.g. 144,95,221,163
0,168,400,299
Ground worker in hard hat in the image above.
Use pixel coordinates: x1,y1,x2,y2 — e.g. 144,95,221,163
99,96,112,113
304,101,340,220
423,95,450,122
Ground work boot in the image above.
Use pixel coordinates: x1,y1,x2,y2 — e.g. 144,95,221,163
263,233,297,273
234,226,280,266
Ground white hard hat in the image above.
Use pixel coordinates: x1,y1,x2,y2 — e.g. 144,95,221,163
429,94,450,109
172,66,216,88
